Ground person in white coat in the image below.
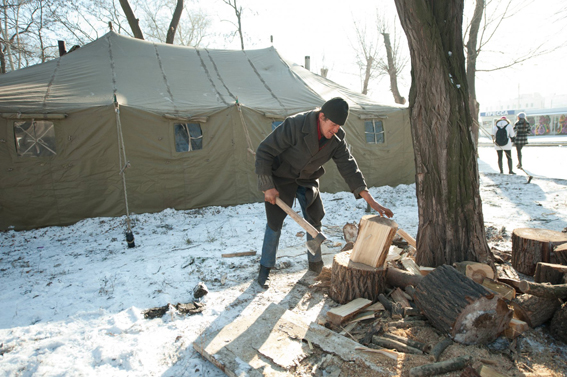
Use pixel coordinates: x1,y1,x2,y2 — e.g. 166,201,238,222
492,116,516,174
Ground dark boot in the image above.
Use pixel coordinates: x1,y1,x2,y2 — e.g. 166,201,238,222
308,260,324,274
257,265,271,289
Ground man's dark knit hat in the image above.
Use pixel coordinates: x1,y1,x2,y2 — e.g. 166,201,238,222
321,97,349,126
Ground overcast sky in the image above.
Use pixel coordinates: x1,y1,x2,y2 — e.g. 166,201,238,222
208,0,566,108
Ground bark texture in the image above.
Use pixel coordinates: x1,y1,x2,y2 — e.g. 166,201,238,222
511,228,567,275
466,0,484,150
330,251,386,304
393,0,491,267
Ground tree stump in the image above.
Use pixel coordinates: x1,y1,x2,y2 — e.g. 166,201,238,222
509,293,561,328
555,242,567,265
330,251,387,304
511,228,567,276
550,302,567,343
413,265,512,345
534,262,567,284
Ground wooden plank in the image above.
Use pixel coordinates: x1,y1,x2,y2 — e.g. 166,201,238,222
397,228,416,248
221,250,257,258
350,215,398,267
401,257,422,276
327,297,372,325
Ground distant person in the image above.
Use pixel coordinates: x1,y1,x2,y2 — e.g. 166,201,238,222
254,97,394,289
492,116,516,174
513,112,530,169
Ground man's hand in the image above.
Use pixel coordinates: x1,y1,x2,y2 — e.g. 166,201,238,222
360,190,394,218
263,188,280,205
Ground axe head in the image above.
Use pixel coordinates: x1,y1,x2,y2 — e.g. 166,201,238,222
306,232,327,256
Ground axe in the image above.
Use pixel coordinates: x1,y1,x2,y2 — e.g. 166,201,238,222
275,197,327,255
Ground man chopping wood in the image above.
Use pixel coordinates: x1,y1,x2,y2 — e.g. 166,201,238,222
255,97,394,289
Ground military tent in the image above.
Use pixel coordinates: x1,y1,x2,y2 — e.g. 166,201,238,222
0,32,414,230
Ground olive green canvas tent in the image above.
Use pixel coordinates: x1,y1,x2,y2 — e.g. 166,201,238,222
0,32,414,230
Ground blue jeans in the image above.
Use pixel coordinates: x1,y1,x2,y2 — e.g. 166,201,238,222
260,186,323,268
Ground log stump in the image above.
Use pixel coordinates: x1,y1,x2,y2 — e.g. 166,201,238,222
510,293,561,328
555,242,567,265
534,262,567,284
550,302,567,343
413,265,512,345
511,228,567,276
330,251,386,304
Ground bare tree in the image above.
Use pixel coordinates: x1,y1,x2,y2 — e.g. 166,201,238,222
380,26,407,104
352,20,380,95
118,0,144,39
221,0,244,50
394,0,492,267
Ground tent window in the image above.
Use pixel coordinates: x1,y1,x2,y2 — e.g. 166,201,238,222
14,120,57,157
364,120,384,144
174,123,203,152
271,121,283,130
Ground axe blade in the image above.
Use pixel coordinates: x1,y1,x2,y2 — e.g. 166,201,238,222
306,232,327,256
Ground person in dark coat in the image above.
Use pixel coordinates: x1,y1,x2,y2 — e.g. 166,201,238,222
254,97,394,289
513,112,530,169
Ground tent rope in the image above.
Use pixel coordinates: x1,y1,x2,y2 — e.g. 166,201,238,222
235,99,256,155
114,97,135,245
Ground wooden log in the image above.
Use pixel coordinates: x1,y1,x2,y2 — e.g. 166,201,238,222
372,335,423,355
454,261,495,284
378,293,393,312
518,280,567,299
429,337,453,362
413,265,512,345
482,278,516,300
355,346,398,360
503,318,529,340
510,293,561,328
349,215,398,267
555,242,567,265
497,278,521,290
386,266,424,289
343,222,358,243
550,301,567,343
391,287,412,309
534,262,567,284
326,297,372,326
329,251,387,304
511,228,567,276
409,355,472,377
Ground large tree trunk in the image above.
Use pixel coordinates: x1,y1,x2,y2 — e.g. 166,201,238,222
382,33,406,104
466,0,484,151
393,0,491,267
166,0,184,44
119,0,144,40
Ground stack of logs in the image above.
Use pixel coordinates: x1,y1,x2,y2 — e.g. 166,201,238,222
326,218,567,349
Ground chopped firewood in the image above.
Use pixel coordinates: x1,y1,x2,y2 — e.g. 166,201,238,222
389,319,427,328
326,297,372,326
534,262,567,284
498,278,521,290
372,335,423,354
378,293,393,312
347,311,376,324
355,346,398,360
382,332,428,352
478,364,509,377
510,293,561,328
454,261,495,284
419,266,435,276
401,257,422,275
461,366,482,377
409,355,472,377
221,250,256,258
391,287,412,308
518,280,567,299
403,307,421,317
350,215,399,267
482,277,516,300
503,318,529,340
366,302,386,312
339,322,358,336
429,337,453,362
397,228,416,248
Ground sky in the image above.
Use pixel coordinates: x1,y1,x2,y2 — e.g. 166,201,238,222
206,0,566,108
1,145,566,376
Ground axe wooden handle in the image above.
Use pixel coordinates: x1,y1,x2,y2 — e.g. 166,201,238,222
275,197,320,238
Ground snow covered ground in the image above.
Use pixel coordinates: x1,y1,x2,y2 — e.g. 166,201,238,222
0,145,566,377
